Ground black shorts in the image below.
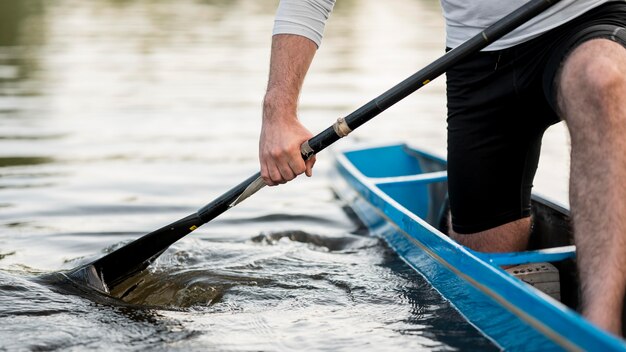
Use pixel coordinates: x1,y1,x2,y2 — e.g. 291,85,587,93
446,1,626,234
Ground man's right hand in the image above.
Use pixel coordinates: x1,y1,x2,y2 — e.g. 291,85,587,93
259,101,316,186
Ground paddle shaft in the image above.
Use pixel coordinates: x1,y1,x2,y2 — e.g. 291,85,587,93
78,0,561,291
303,0,561,157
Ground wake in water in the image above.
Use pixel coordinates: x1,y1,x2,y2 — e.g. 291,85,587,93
2,225,496,351
0,271,197,350
36,230,380,309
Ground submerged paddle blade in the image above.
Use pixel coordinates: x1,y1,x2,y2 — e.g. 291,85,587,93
71,213,203,292
66,263,110,294
69,173,262,293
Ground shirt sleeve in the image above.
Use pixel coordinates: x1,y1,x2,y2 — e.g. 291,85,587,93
272,0,336,47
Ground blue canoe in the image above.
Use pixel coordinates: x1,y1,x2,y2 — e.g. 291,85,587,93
332,143,626,351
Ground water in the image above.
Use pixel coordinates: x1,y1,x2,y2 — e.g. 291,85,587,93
0,0,571,350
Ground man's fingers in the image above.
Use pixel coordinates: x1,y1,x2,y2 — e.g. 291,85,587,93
260,162,273,186
260,143,314,185
305,156,316,177
277,161,297,183
267,158,308,185
262,162,286,186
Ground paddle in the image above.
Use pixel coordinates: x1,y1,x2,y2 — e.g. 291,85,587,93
67,0,561,294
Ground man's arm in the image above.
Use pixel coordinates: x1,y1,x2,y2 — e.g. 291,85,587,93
259,34,318,186
259,0,335,186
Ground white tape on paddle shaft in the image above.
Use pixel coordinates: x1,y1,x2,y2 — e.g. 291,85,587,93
333,117,352,137
301,140,314,158
230,176,266,207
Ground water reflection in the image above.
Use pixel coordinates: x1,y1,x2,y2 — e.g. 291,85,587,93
0,156,53,167
0,0,45,87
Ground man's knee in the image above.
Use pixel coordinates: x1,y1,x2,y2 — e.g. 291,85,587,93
558,39,626,121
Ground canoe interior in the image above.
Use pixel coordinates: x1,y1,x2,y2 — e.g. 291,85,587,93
344,145,448,228
341,144,626,336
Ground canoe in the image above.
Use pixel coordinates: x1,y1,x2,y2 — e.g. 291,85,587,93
332,143,626,351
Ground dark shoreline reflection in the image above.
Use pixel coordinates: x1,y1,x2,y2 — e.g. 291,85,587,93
0,0,45,84
0,156,53,167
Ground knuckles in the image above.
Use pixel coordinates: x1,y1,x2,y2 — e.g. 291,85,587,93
260,144,313,186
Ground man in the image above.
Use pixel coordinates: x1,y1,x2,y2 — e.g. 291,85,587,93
258,0,626,335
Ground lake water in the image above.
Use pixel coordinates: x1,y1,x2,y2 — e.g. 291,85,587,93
0,0,571,350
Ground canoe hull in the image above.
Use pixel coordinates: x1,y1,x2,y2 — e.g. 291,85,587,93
333,143,626,351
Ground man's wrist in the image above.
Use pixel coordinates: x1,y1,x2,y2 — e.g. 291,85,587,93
263,90,298,120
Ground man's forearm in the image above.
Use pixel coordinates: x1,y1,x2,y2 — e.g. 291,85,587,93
263,34,318,121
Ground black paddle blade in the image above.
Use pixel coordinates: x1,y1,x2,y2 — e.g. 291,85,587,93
65,173,261,294
67,213,202,293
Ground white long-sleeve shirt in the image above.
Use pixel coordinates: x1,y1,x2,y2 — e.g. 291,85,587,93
273,0,613,50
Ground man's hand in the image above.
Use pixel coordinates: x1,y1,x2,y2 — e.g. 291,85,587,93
259,104,316,186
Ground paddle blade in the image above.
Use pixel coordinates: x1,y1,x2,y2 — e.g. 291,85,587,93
68,213,202,293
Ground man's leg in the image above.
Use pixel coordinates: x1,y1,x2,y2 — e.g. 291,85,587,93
445,47,547,256
450,217,531,253
558,38,626,335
